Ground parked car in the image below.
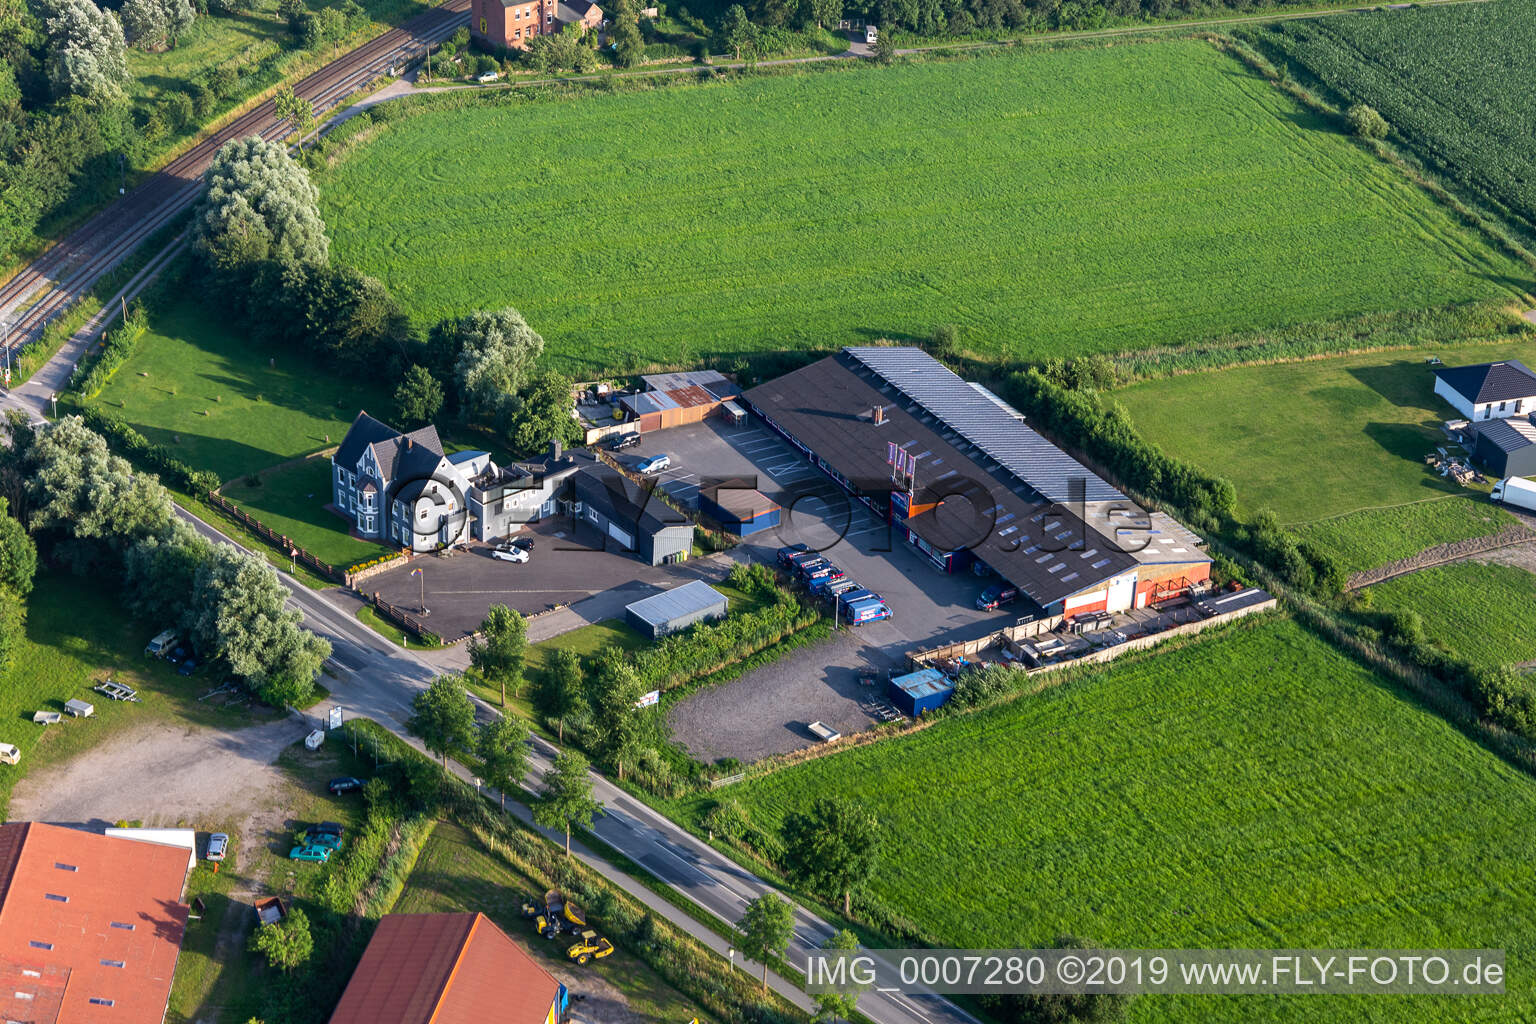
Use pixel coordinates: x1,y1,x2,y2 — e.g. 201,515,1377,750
476,70,499,83
327,776,364,795
976,584,1020,611
492,545,530,563
510,536,535,552
610,433,642,451
288,844,332,862
307,821,344,839
206,833,229,862
145,628,178,658
777,543,809,566
635,454,672,474
177,655,200,676
307,832,344,852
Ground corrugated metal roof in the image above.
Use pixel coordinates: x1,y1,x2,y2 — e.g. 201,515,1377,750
891,668,954,699
625,580,729,628
621,391,680,416
642,370,737,400
844,347,1126,503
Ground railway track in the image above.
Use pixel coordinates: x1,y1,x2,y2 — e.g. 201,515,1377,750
0,0,470,360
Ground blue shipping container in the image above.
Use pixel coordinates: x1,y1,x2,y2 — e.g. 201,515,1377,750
888,668,955,716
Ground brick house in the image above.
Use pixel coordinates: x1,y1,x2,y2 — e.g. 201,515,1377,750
471,0,602,49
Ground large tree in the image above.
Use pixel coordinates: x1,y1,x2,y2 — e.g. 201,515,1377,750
408,674,476,770
34,0,128,102
190,542,330,706
393,364,443,427
448,308,544,428
250,907,314,973
0,497,37,597
120,0,194,51
586,648,646,781
736,893,794,993
24,415,175,547
533,647,583,743
191,135,329,275
467,603,527,707
531,749,601,856
608,0,644,66
123,521,211,628
476,716,531,809
782,797,880,916
506,370,581,455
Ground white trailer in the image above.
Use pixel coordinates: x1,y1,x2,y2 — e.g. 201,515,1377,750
1491,476,1536,514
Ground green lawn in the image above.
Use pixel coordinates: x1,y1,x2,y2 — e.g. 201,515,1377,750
670,616,1536,1022
1365,563,1536,670
1114,337,1536,569
395,820,711,1022
0,572,280,817
1295,498,1519,576
219,457,393,568
319,40,1530,375
82,294,394,481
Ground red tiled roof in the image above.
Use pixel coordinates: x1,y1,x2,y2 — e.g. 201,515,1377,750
0,822,191,1024
329,913,561,1024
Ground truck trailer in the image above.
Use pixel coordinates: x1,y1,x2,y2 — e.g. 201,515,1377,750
1491,476,1536,514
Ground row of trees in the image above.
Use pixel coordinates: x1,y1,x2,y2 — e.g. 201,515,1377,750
191,134,581,455
0,413,331,706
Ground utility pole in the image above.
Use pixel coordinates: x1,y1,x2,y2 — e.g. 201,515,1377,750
1,313,12,390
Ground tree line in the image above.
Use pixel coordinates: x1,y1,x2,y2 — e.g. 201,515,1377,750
191,134,583,453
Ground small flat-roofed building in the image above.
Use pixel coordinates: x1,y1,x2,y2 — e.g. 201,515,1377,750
699,479,781,536
620,370,740,432
0,822,192,1024
888,667,955,717
330,912,565,1024
626,579,729,638
1470,415,1536,477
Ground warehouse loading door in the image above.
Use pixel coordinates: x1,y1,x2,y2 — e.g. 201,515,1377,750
607,521,635,550
1106,573,1136,613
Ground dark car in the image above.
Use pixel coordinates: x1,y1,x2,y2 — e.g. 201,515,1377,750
307,821,345,839
165,644,190,665
777,543,809,567
510,536,535,552
976,584,1020,611
176,656,200,676
610,433,642,451
327,777,364,795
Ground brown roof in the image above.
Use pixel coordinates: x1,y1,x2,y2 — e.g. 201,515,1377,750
329,913,562,1024
0,822,191,1024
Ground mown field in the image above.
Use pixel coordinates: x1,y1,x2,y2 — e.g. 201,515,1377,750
678,616,1536,1022
1247,0,1536,241
1366,562,1536,670
319,41,1529,374
81,294,393,481
1116,338,1536,568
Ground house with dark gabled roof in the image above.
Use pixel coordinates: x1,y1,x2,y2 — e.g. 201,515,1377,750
332,412,473,552
1432,359,1536,421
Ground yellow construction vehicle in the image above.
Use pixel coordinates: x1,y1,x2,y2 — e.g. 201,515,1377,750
566,929,615,964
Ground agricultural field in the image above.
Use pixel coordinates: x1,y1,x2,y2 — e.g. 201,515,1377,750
319,40,1530,375
1246,0,1536,242
1365,562,1536,670
80,293,393,482
678,616,1536,1022
1115,338,1536,567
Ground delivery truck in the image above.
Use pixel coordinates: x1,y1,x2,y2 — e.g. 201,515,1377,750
1491,476,1536,514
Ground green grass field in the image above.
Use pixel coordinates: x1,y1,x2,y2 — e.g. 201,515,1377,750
1247,0,1536,242
82,294,394,481
1295,498,1519,576
318,41,1530,374
0,572,279,817
219,456,392,567
1365,562,1536,670
673,616,1536,1022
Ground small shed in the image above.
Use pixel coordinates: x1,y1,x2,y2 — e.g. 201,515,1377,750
719,400,748,426
626,580,729,638
254,895,289,926
64,698,95,718
888,667,955,717
699,481,781,537
104,826,198,873
1470,416,1536,478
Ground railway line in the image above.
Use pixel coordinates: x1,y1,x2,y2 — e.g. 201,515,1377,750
0,0,470,363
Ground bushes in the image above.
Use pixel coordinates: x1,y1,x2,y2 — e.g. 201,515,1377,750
633,588,819,692
75,406,222,494
70,311,147,398
1346,102,1389,140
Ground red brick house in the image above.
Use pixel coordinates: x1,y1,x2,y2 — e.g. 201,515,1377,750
471,0,602,49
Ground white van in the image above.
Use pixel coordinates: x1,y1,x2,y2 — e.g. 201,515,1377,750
0,743,20,765
145,628,179,658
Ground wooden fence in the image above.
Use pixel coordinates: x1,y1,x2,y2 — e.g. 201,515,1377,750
205,491,343,583
369,594,443,645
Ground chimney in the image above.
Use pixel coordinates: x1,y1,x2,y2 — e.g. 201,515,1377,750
550,439,563,460
872,405,885,425
406,437,413,450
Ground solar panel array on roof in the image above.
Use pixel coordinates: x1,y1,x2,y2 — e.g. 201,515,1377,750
844,347,1126,503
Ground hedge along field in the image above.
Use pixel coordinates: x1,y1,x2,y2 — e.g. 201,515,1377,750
1366,562,1536,670
691,617,1536,1023
1247,1,1536,242
318,42,1530,375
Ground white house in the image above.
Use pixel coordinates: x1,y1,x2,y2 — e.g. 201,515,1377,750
1432,359,1536,421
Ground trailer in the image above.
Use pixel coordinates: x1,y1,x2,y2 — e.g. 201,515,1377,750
1491,476,1536,514
64,699,95,718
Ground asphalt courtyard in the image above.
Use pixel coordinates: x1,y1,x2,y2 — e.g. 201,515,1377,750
626,420,1010,762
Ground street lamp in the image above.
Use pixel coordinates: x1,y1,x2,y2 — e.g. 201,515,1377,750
1,313,12,390
727,947,736,975
49,392,57,418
